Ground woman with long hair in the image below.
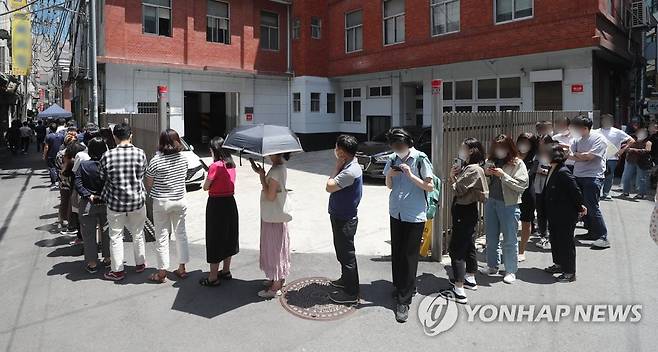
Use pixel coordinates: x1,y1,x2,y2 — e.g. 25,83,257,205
199,136,239,286
251,152,292,298
481,134,529,284
443,138,488,304
516,133,538,262
144,129,190,283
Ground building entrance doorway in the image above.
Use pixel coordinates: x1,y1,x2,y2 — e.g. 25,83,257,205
183,91,238,149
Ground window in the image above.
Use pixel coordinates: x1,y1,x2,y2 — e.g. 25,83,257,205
499,77,521,98
443,106,453,113
495,0,533,23
443,81,453,100
311,17,321,39
207,1,230,44
310,93,320,112
455,105,472,112
455,80,472,100
327,93,336,113
293,93,301,112
292,18,301,40
368,86,392,98
477,78,497,99
345,10,363,53
431,0,459,36
477,105,497,112
500,105,520,111
383,0,405,45
344,88,362,122
260,11,279,50
143,0,171,37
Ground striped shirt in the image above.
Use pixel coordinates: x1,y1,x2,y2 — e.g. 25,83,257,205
146,152,188,200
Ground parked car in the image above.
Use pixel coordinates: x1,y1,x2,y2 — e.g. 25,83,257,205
180,138,205,186
355,126,432,178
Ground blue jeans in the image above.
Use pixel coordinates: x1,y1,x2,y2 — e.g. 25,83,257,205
484,198,520,274
575,177,608,240
621,161,649,196
602,159,617,196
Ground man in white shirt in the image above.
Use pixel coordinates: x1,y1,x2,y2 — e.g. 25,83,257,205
594,113,634,199
552,116,576,171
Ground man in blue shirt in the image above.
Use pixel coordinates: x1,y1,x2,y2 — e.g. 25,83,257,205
383,128,434,323
43,123,64,189
326,135,363,305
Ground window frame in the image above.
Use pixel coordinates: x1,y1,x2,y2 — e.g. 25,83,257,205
343,88,362,123
368,85,392,98
292,17,301,40
430,0,460,37
382,0,405,46
345,9,364,54
292,92,301,113
206,0,230,44
310,92,321,112
311,17,322,39
494,0,534,25
142,0,172,37
260,11,280,51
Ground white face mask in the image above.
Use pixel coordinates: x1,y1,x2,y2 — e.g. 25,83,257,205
495,149,508,160
518,144,530,154
569,128,582,138
540,156,551,166
395,150,410,160
637,132,648,141
458,150,469,161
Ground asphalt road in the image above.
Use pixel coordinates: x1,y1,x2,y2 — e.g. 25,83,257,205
1,148,657,352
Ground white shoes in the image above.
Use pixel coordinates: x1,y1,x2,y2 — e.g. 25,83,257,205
258,289,282,298
518,253,526,262
479,266,499,276
503,273,516,284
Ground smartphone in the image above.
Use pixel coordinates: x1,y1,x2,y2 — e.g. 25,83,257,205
453,158,463,168
484,160,495,169
391,165,402,171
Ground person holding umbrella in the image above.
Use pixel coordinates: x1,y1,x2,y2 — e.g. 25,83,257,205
251,153,293,298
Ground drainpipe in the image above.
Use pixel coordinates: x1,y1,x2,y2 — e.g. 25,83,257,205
286,3,292,74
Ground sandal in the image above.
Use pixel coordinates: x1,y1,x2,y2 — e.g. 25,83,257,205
218,270,232,280
173,269,188,279
148,272,167,283
199,277,221,287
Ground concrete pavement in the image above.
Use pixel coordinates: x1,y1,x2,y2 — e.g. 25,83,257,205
1,148,658,352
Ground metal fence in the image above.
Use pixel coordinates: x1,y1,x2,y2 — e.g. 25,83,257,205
99,112,161,160
437,110,584,253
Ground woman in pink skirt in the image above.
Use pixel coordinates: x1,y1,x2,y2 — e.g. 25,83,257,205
251,153,292,298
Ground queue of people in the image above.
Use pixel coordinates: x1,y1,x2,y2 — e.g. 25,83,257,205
36,113,650,324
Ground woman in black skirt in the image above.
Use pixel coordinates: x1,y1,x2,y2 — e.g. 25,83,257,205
200,137,239,286
516,132,538,262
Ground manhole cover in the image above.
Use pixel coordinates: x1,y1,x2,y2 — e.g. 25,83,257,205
279,277,357,321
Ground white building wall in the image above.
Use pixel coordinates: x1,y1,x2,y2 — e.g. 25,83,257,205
104,63,289,137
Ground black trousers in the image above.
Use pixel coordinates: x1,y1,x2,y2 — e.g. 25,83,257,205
390,216,424,305
449,202,479,283
547,218,577,274
535,192,548,237
330,215,360,295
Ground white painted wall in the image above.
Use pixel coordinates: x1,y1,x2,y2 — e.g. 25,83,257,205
103,63,289,137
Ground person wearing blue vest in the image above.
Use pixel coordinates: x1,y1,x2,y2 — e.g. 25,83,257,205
383,128,434,323
326,134,363,305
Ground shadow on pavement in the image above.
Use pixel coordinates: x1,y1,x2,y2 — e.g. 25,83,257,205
39,212,59,220
35,235,77,247
47,245,83,258
516,267,556,285
170,271,265,318
47,260,101,282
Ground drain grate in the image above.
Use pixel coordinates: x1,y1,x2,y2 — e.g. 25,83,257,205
279,277,357,321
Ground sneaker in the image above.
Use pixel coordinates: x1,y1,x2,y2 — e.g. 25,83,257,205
440,287,468,304
575,233,599,241
633,194,646,200
449,278,478,291
620,193,630,197
328,290,359,305
544,264,562,274
479,266,499,276
60,229,77,236
135,264,146,273
602,194,612,200
258,289,282,299
556,273,576,282
104,271,125,281
535,237,551,250
330,278,345,289
591,238,610,249
395,304,410,323
85,264,98,274
518,253,526,262
102,260,111,269
69,238,82,245
503,273,516,284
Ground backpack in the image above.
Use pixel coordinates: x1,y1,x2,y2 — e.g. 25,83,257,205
389,152,442,219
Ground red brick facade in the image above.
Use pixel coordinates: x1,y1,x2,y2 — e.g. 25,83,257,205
101,0,289,74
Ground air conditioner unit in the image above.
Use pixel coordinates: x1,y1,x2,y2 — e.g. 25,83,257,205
629,1,648,28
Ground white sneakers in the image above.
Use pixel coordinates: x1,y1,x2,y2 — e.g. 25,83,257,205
479,266,499,276
503,273,516,284
518,253,526,262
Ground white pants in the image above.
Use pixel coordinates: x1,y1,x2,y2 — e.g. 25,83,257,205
107,207,147,272
152,198,189,270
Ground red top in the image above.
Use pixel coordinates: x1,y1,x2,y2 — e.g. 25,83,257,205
207,161,236,197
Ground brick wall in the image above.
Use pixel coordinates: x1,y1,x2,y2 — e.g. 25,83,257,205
102,0,288,74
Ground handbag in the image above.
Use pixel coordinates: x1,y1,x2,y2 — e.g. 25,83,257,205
260,189,293,223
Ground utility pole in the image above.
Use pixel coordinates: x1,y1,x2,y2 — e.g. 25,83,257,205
430,79,444,262
89,0,98,124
